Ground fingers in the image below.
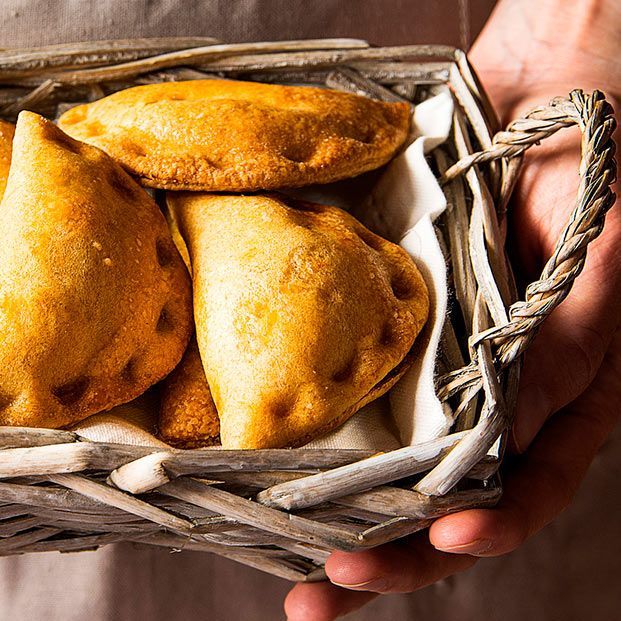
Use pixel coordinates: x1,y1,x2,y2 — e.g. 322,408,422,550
323,535,476,593
285,342,621,621
432,334,621,555
285,333,620,620
285,582,377,621
432,412,610,556
284,536,476,621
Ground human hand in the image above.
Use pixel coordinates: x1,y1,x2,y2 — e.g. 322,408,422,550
285,330,621,620
284,2,621,619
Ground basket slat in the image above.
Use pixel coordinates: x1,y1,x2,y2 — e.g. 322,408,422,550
160,478,362,551
255,431,471,510
0,38,221,77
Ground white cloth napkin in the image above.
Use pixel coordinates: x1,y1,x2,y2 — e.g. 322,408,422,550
73,90,455,450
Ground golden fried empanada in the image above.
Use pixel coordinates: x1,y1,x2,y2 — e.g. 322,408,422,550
0,120,15,198
58,79,411,191
159,336,220,448
0,112,192,429
168,193,428,449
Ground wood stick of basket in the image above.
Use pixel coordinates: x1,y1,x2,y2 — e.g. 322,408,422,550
104,431,498,508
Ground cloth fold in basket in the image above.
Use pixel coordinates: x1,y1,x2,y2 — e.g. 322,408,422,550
72,90,455,451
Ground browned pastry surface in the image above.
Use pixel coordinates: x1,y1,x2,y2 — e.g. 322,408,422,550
159,336,220,448
0,120,15,198
168,192,428,449
58,79,411,191
0,112,193,429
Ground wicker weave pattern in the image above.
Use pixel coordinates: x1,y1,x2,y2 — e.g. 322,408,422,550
0,39,615,581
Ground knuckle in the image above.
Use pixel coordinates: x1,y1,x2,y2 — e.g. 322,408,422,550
375,575,403,593
562,325,606,391
353,574,405,594
503,498,533,550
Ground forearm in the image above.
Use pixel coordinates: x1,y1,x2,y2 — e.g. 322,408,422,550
470,0,621,117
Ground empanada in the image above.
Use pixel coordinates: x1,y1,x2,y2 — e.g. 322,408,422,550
0,112,192,429
168,193,429,449
58,79,411,191
0,120,15,198
159,336,220,448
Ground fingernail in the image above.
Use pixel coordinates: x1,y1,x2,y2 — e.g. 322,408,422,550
514,383,551,451
330,578,383,591
434,538,493,556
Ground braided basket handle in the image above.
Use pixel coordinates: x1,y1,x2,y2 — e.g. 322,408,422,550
446,90,617,368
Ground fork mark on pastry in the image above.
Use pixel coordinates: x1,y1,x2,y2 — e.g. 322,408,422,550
331,356,357,383
390,270,416,300
379,322,397,347
52,377,90,406
155,238,174,268
0,391,14,411
269,397,295,421
156,306,174,333
120,357,137,383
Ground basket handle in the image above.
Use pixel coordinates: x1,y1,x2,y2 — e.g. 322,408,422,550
445,89,617,370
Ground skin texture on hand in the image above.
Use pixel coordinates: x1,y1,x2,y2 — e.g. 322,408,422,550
285,1,621,619
471,0,621,454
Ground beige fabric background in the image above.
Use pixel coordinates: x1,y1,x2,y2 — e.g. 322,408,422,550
0,0,491,49
0,1,619,620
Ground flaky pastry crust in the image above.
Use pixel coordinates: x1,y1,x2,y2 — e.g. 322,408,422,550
168,192,428,449
159,337,220,448
59,79,411,191
0,112,192,428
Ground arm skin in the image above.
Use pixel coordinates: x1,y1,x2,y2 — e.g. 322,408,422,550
285,1,621,618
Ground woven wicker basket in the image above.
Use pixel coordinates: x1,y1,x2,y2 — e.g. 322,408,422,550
0,38,615,582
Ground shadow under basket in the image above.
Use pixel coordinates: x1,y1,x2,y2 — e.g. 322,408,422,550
0,38,616,582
